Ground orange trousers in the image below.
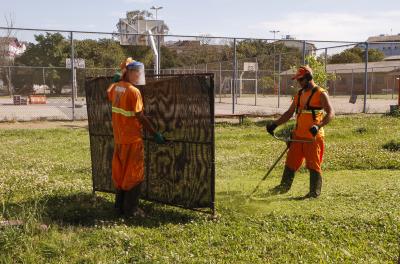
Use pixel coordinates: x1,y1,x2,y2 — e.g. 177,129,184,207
112,141,144,191
285,135,325,173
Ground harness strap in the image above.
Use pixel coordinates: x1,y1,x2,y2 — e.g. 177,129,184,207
305,87,323,121
295,88,304,114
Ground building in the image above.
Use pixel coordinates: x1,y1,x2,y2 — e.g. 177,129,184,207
280,60,400,96
274,35,316,56
361,34,400,57
166,40,202,54
0,37,27,62
116,11,169,46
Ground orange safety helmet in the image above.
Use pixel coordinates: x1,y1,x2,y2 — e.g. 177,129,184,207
119,57,135,77
292,65,313,80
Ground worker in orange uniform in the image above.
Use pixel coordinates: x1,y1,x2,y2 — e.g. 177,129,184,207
107,57,165,217
267,65,335,198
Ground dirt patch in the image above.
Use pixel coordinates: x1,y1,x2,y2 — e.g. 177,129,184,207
0,120,88,130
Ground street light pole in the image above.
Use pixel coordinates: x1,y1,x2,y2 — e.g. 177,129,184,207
150,6,163,20
270,30,280,105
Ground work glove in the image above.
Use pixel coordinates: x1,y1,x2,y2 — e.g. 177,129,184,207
266,122,278,136
154,132,166,144
112,72,121,83
309,125,320,137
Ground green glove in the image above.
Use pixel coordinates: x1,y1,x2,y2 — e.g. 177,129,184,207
112,72,121,83
154,132,165,144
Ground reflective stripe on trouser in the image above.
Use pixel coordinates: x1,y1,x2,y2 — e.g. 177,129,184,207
112,142,144,191
297,110,324,114
285,135,325,173
112,106,135,117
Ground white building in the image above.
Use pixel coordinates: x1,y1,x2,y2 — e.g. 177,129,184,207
365,34,400,57
116,11,169,46
0,37,27,62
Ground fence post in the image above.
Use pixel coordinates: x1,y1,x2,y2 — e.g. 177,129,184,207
157,35,161,74
278,54,281,108
7,66,12,97
232,38,237,114
393,70,396,99
219,62,222,103
70,31,76,121
42,67,46,85
370,67,374,99
324,48,328,87
363,42,369,113
351,69,354,96
333,70,336,97
255,57,258,106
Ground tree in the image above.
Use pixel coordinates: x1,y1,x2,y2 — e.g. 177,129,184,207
367,48,385,62
14,33,70,95
305,55,337,88
329,47,384,64
259,76,275,95
330,49,362,64
0,14,16,96
236,40,302,73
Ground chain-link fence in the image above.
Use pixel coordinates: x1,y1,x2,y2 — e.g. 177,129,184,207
1,27,399,121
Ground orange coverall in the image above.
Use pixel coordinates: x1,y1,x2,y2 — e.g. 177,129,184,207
285,87,326,173
107,81,144,191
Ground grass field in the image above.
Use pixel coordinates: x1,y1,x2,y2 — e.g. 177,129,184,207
1,115,400,263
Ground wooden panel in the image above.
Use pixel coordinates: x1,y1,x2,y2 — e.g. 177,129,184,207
85,74,214,209
140,76,212,143
85,77,113,136
143,139,212,208
90,135,114,192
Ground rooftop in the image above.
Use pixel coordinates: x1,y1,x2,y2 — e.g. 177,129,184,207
367,34,400,42
281,60,400,75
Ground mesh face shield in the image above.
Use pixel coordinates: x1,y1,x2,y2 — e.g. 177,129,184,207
127,61,146,85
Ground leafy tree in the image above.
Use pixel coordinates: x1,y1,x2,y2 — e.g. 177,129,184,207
14,33,70,94
330,49,362,64
236,40,302,72
329,47,384,64
259,76,275,94
367,48,385,62
305,55,337,88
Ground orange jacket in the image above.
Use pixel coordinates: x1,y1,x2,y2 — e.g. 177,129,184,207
107,81,144,144
293,86,326,139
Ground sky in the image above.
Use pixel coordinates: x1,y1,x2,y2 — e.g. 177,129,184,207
1,0,400,43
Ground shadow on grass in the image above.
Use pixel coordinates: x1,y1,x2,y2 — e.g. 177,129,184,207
61,124,88,130
6,192,198,228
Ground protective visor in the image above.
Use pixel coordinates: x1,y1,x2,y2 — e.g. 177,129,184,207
127,61,146,85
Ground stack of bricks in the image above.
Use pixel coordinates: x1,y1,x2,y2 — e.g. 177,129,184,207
13,95,28,105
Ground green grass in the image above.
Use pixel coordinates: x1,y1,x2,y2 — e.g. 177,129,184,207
1,115,400,263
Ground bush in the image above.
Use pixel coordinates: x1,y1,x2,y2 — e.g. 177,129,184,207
382,140,400,152
354,127,367,134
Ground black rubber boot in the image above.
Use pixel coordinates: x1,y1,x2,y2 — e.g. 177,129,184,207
271,166,295,194
304,170,322,199
114,190,125,215
123,183,142,217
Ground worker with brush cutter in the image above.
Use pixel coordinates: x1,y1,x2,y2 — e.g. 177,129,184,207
108,57,165,217
266,65,335,198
